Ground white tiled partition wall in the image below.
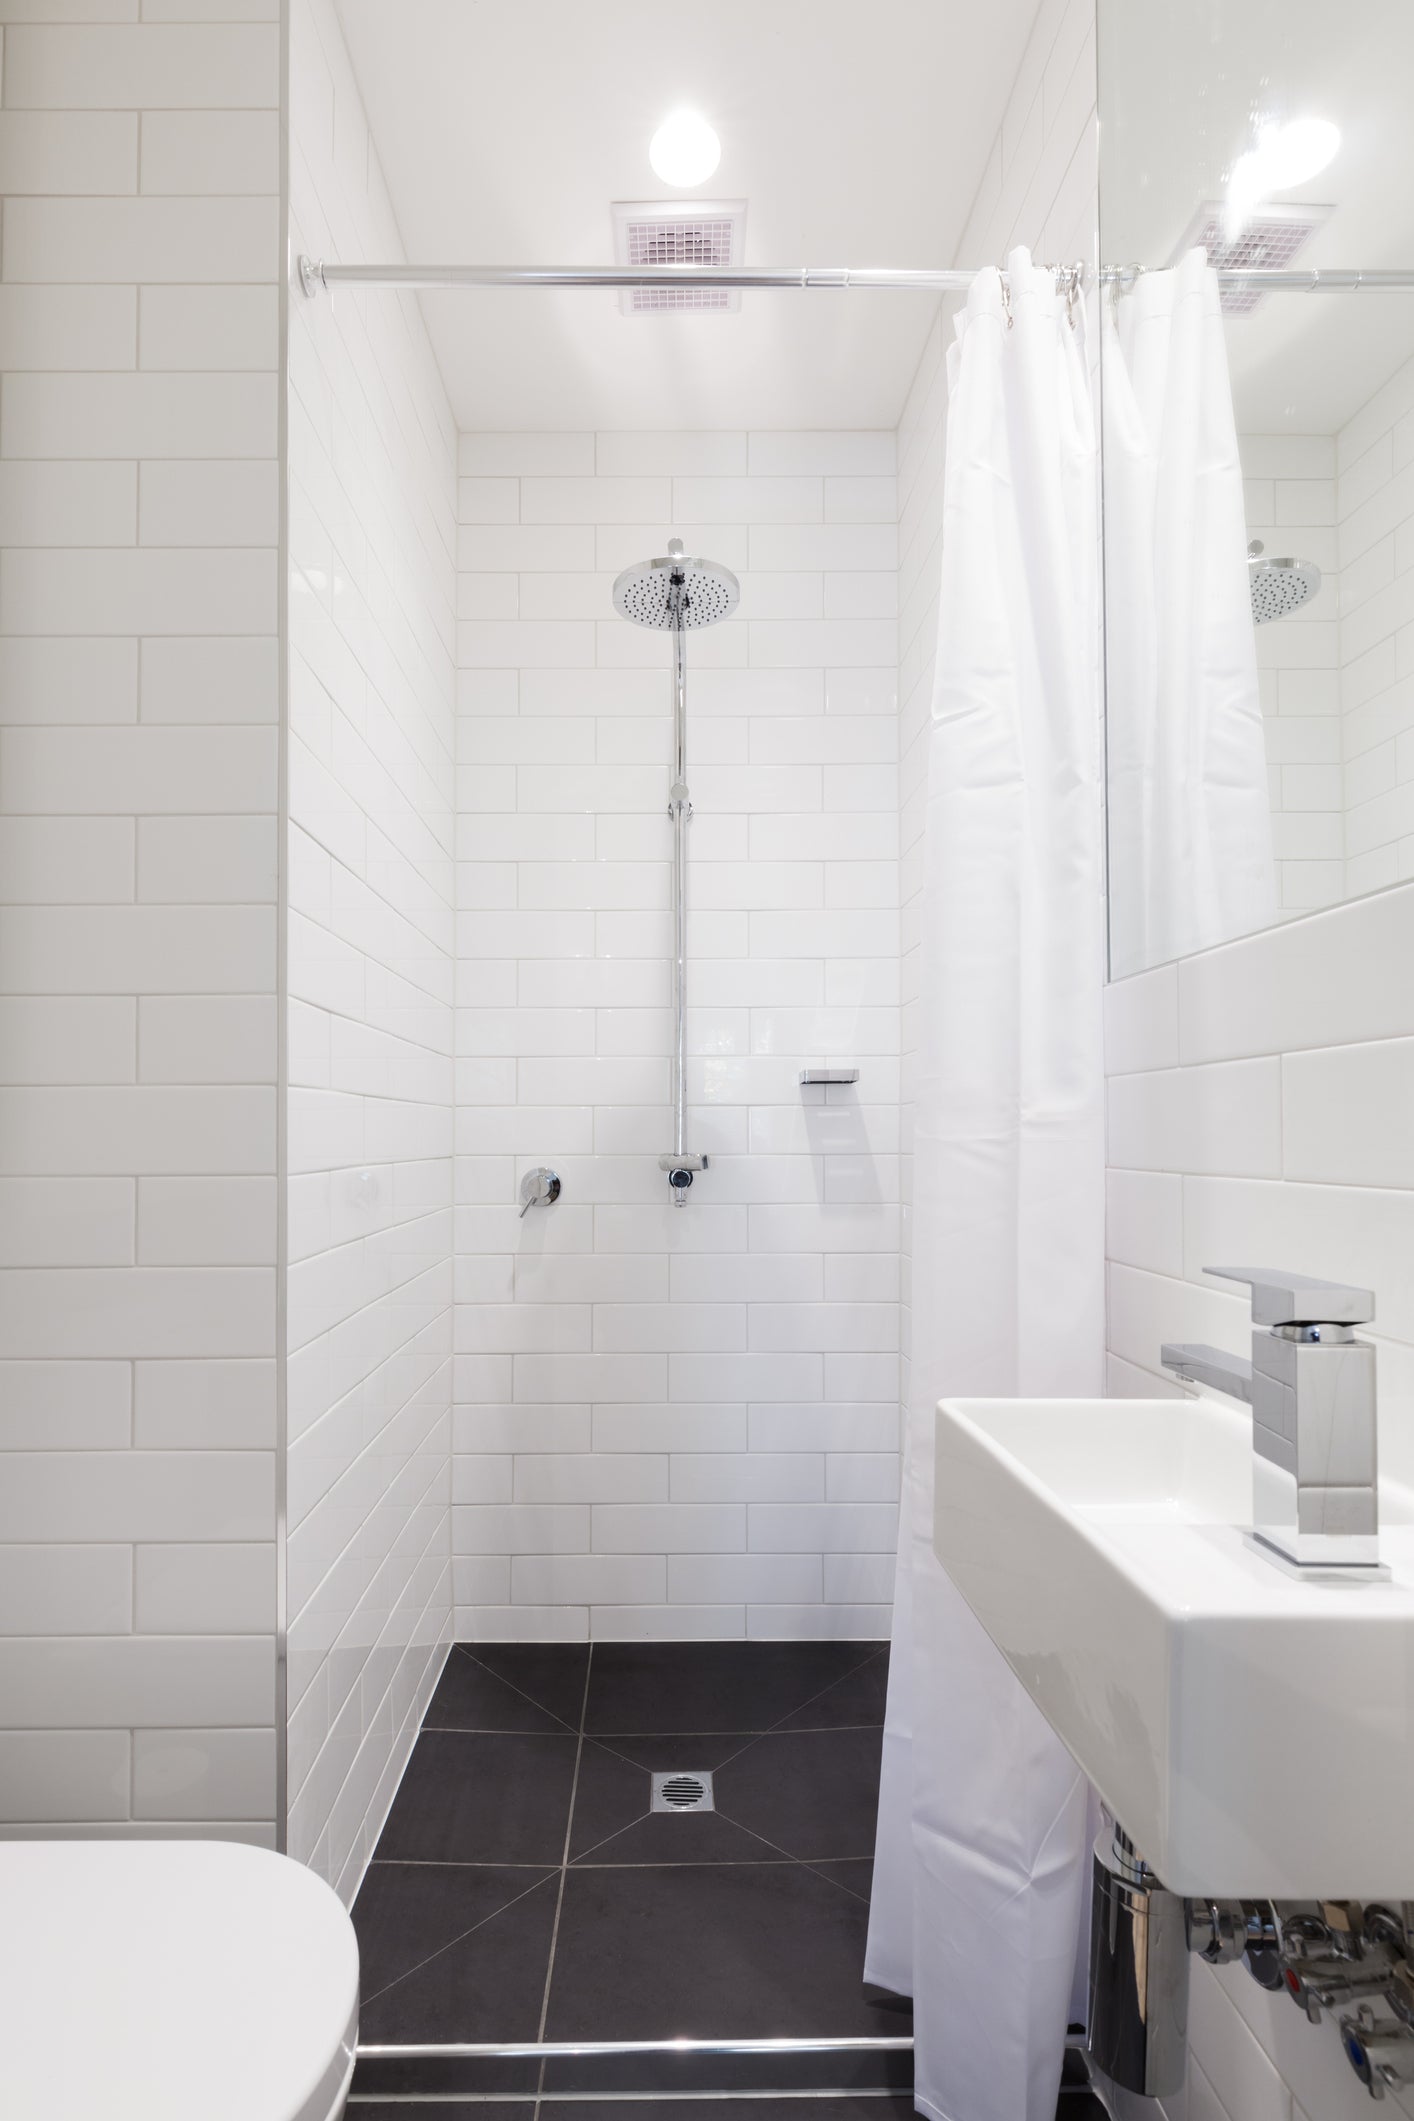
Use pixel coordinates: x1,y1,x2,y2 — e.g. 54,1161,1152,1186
453,431,902,1642
1104,880,1414,2121
283,0,455,1896
0,0,282,1839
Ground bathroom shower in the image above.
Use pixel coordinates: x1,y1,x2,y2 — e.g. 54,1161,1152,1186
1248,538,1322,621
612,538,741,1200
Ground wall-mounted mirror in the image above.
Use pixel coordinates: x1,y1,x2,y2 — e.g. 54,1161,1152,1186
1099,0,1414,979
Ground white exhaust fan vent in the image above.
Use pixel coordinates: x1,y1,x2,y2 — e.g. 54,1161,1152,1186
1170,201,1333,316
611,199,747,315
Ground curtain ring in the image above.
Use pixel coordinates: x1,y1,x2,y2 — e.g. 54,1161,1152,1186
999,275,1013,331
1056,263,1081,330
1108,261,1143,322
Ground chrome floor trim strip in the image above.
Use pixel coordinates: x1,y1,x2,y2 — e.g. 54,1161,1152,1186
356,2038,914,2060
349,2093,911,2106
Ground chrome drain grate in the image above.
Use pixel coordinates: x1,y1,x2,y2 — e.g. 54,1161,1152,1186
650,1769,715,1814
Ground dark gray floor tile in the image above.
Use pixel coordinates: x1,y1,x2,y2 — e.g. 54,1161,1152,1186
375,1729,578,1864
349,2109,532,2118
714,1726,884,1860
355,1640,905,2104
353,1861,559,2044
584,1642,888,1735
540,2047,915,2096
569,1734,779,1865
775,1646,890,1730
542,1861,899,2041
462,1642,591,1727
577,1728,749,1774
806,1857,876,1906
424,1645,582,1734
350,2109,533,2118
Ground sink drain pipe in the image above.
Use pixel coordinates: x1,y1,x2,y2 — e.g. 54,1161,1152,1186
1087,1825,1191,2098
1088,1821,1414,2102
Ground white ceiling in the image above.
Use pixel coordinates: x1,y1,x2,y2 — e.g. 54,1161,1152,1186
332,0,1040,433
1099,0,1414,435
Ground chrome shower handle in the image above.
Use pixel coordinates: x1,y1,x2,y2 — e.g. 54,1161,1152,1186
518,1167,560,1218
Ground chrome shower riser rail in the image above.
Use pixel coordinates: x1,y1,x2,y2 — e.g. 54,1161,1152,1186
669,609,689,1174
609,541,736,1197
298,257,1414,299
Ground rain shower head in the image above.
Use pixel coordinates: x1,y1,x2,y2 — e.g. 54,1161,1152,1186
1249,542,1322,623
613,539,740,629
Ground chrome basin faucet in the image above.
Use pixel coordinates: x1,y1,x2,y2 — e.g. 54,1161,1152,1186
1161,1266,1379,1572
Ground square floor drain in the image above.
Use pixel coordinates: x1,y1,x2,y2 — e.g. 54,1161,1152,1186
650,1769,715,1813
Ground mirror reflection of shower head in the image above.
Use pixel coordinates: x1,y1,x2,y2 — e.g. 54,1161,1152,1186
1248,539,1322,623
613,538,740,629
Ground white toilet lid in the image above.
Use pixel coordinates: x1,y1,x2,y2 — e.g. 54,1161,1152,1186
0,1840,360,2121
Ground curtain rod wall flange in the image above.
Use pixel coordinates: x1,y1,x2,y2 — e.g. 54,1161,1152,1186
296,255,1414,300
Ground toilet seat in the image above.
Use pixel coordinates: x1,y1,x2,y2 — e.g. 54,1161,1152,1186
0,1839,360,2121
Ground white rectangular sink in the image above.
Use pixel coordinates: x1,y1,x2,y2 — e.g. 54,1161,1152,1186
934,1395,1414,1898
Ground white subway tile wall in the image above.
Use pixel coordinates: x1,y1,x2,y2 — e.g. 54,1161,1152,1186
1240,433,1344,915
283,0,455,1900
453,430,901,1641
0,1,280,1840
1105,882,1414,2121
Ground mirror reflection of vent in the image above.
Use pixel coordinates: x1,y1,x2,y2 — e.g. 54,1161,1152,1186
611,199,747,315
1169,202,1333,316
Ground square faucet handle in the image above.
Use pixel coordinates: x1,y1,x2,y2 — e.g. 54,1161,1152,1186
1204,1265,1375,1328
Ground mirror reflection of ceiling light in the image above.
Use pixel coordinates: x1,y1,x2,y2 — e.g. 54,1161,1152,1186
648,111,721,188
1224,117,1340,242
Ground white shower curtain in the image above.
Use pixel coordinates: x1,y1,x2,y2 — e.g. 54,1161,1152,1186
866,251,1105,2121
1104,249,1277,976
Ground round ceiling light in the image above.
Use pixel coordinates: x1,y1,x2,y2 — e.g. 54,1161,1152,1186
649,110,721,188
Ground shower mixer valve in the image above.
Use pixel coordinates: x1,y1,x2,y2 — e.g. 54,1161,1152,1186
517,1167,560,1217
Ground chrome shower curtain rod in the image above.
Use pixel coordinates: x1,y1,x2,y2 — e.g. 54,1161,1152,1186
297,256,1414,298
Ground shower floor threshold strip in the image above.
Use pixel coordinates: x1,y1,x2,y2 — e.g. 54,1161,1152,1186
357,2039,914,2061
348,2091,913,2106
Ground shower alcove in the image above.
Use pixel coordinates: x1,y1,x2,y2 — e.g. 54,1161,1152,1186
276,0,1096,2101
